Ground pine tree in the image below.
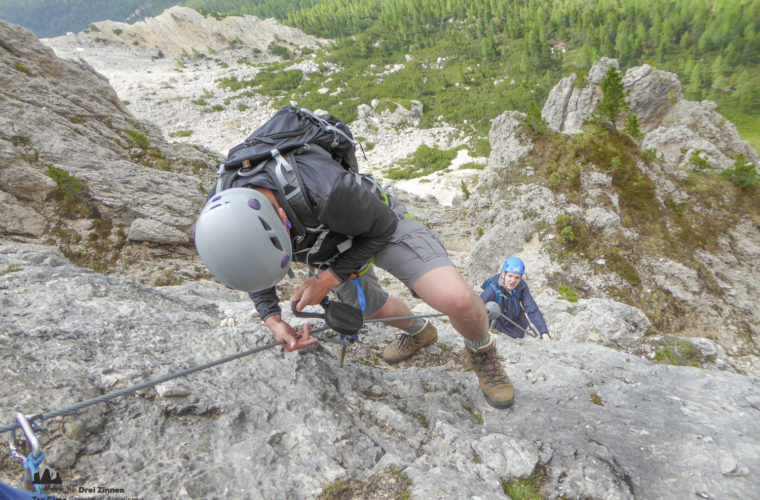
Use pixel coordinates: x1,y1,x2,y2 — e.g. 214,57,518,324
595,66,629,133
624,113,643,141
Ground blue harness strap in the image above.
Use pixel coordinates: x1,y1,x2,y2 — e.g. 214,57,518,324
351,275,366,315
23,451,45,494
345,270,368,343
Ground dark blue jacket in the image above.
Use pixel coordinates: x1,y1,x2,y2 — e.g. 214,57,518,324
480,275,548,339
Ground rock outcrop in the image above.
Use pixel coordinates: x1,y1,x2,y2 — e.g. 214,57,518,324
467,63,760,376
53,6,324,57
0,19,220,284
541,58,759,170
2,240,759,499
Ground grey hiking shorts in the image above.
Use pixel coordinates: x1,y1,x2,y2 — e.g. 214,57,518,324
333,216,454,317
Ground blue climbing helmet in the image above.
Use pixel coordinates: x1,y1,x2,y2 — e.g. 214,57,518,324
501,256,525,275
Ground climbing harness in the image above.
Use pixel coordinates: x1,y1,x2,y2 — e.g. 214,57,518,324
292,299,363,367
291,299,447,366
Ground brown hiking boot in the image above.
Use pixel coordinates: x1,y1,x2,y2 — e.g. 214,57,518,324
383,320,438,364
466,340,514,409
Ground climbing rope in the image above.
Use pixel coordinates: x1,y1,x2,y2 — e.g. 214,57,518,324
489,308,539,338
364,312,446,323
1,306,454,491
0,312,448,434
0,328,331,434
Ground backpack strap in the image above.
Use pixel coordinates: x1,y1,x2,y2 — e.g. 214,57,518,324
482,276,507,309
269,148,323,240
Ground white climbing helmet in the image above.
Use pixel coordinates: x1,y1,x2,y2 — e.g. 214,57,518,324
194,187,292,292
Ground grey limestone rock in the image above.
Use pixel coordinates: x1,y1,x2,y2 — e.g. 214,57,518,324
0,190,47,237
541,57,758,171
541,58,617,134
0,19,219,280
127,218,191,245
2,239,759,499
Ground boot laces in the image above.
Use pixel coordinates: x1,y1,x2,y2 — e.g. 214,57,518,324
472,350,508,388
394,332,415,353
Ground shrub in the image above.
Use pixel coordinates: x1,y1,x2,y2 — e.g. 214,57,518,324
46,164,82,197
385,144,459,179
560,225,577,242
460,180,471,199
501,469,547,500
254,69,303,92
624,113,644,140
526,101,548,136
549,172,560,188
125,129,149,148
653,337,702,367
558,285,578,302
688,150,713,172
218,75,257,92
642,148,658,161
720,153,759,189
197,9,222,20
170,130,193,137
269,43,291,59
665,198,686,216
606,246,640,285
459,162,486,170
45,164,90,217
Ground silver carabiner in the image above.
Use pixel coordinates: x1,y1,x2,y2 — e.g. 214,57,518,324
8,413,41,462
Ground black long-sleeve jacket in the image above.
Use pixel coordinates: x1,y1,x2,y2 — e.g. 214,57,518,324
241,149,398,320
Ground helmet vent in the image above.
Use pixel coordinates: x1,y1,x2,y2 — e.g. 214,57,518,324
270,236,283,251
259,217,271,231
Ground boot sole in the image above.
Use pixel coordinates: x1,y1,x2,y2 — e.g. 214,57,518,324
485,394,514,409
383,356,408,365
383,346,426,364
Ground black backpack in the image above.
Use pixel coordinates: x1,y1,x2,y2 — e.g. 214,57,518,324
212,106,366,240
